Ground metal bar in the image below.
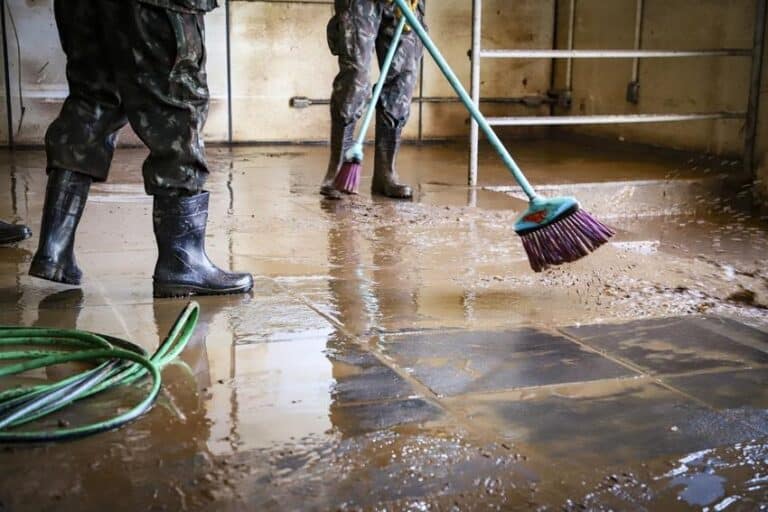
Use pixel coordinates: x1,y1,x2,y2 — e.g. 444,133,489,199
469,0,481,187
631,0,644,82
565,0,576,89
744,0,767,179
225,0,233,144
417,0,426,143
548,0,559,117
480,49,753,59
488,112,746,126
290,96,547,107
417,48,424,142
1,0,13,148
421,96,550,105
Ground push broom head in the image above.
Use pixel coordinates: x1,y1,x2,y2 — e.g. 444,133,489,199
333,144,364,194
514,196,615,272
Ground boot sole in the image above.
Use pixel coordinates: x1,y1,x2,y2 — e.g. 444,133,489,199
371,187,413,200
320,185,343,200
153,282,254,298
29,259,82,286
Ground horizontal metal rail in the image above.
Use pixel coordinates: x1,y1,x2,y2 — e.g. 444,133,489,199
479,49,752,59
289,95,551,108
487,112,746,126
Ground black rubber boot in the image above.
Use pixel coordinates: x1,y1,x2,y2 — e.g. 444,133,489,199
152,191,254,298
29,169,92,285
320,116,356,200
373,112,413,199
0,220,31,245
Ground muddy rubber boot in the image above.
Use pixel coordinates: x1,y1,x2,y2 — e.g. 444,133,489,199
320,116,356,200
29,169,92,285
372,112,413,199
152,191,254,298
0,220,31,245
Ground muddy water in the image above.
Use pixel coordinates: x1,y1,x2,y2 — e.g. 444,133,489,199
0,141,767,510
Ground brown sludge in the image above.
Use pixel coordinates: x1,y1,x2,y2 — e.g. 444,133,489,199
1,139,767,510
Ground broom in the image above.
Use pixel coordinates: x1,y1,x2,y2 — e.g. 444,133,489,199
334,16,408,194
392,0,614,272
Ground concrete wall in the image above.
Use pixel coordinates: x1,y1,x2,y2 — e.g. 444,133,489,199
0,0,555,144
552,0,757,157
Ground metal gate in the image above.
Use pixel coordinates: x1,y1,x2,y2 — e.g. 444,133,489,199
468,0,768,186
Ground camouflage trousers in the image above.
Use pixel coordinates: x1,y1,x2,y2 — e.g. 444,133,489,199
328,0,425,128
46,0,210,195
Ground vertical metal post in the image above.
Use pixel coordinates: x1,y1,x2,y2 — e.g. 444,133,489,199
417,0,425,143
626,0,644,103
564,0,576,91
417,57,424,142
469,0,482,187
225,0,233,144
1,0,13,149
745,0,767,178
631,0,644,83
548,0,559,117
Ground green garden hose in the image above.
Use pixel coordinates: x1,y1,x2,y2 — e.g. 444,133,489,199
0,301,199,442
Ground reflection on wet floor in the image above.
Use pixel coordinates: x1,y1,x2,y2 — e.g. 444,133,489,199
0,141,767,510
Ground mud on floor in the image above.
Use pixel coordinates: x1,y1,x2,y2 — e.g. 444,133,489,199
0,143,767,510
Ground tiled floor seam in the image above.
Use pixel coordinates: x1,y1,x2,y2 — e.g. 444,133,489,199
557,327,768,437
438,375,651,401
268,276,447,408
269,277,534,442
331,396,426,409
410,365,768,402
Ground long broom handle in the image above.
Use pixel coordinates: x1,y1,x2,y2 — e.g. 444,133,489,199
393,0,539,200
349,16,408,157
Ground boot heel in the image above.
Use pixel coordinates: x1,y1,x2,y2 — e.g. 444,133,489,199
29,257,82,285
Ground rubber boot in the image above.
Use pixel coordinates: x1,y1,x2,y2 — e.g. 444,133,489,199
152,191,253,298
372,112,413,199
29,169,92,285
320,116,356,200
0,220,31,245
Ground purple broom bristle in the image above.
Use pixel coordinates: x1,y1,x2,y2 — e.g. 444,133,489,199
334,161,362,194
519,208,615,272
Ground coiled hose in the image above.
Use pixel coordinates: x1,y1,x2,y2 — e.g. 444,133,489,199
0,301,199,442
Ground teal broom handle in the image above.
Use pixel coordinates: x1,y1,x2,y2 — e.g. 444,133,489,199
393,0,539,200
351,16,408,153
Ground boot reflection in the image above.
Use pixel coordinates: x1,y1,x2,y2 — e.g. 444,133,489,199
33,288,85,328
324,201,420,440
323,201,375,337
0,247,31,323
371,221,420,332
34,288,86,381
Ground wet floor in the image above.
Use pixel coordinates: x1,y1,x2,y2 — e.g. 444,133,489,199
0,139,767,510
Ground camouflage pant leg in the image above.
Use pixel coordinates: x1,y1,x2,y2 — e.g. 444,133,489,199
47,0,209,195
328,0,425,127
103,0,210,195
375,1,425,128
45,0,128,181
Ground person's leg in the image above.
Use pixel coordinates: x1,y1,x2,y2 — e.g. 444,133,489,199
0,221,31,245
372,1,424,199
107,0,251,297
30,0,128,285
321,0,381,197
